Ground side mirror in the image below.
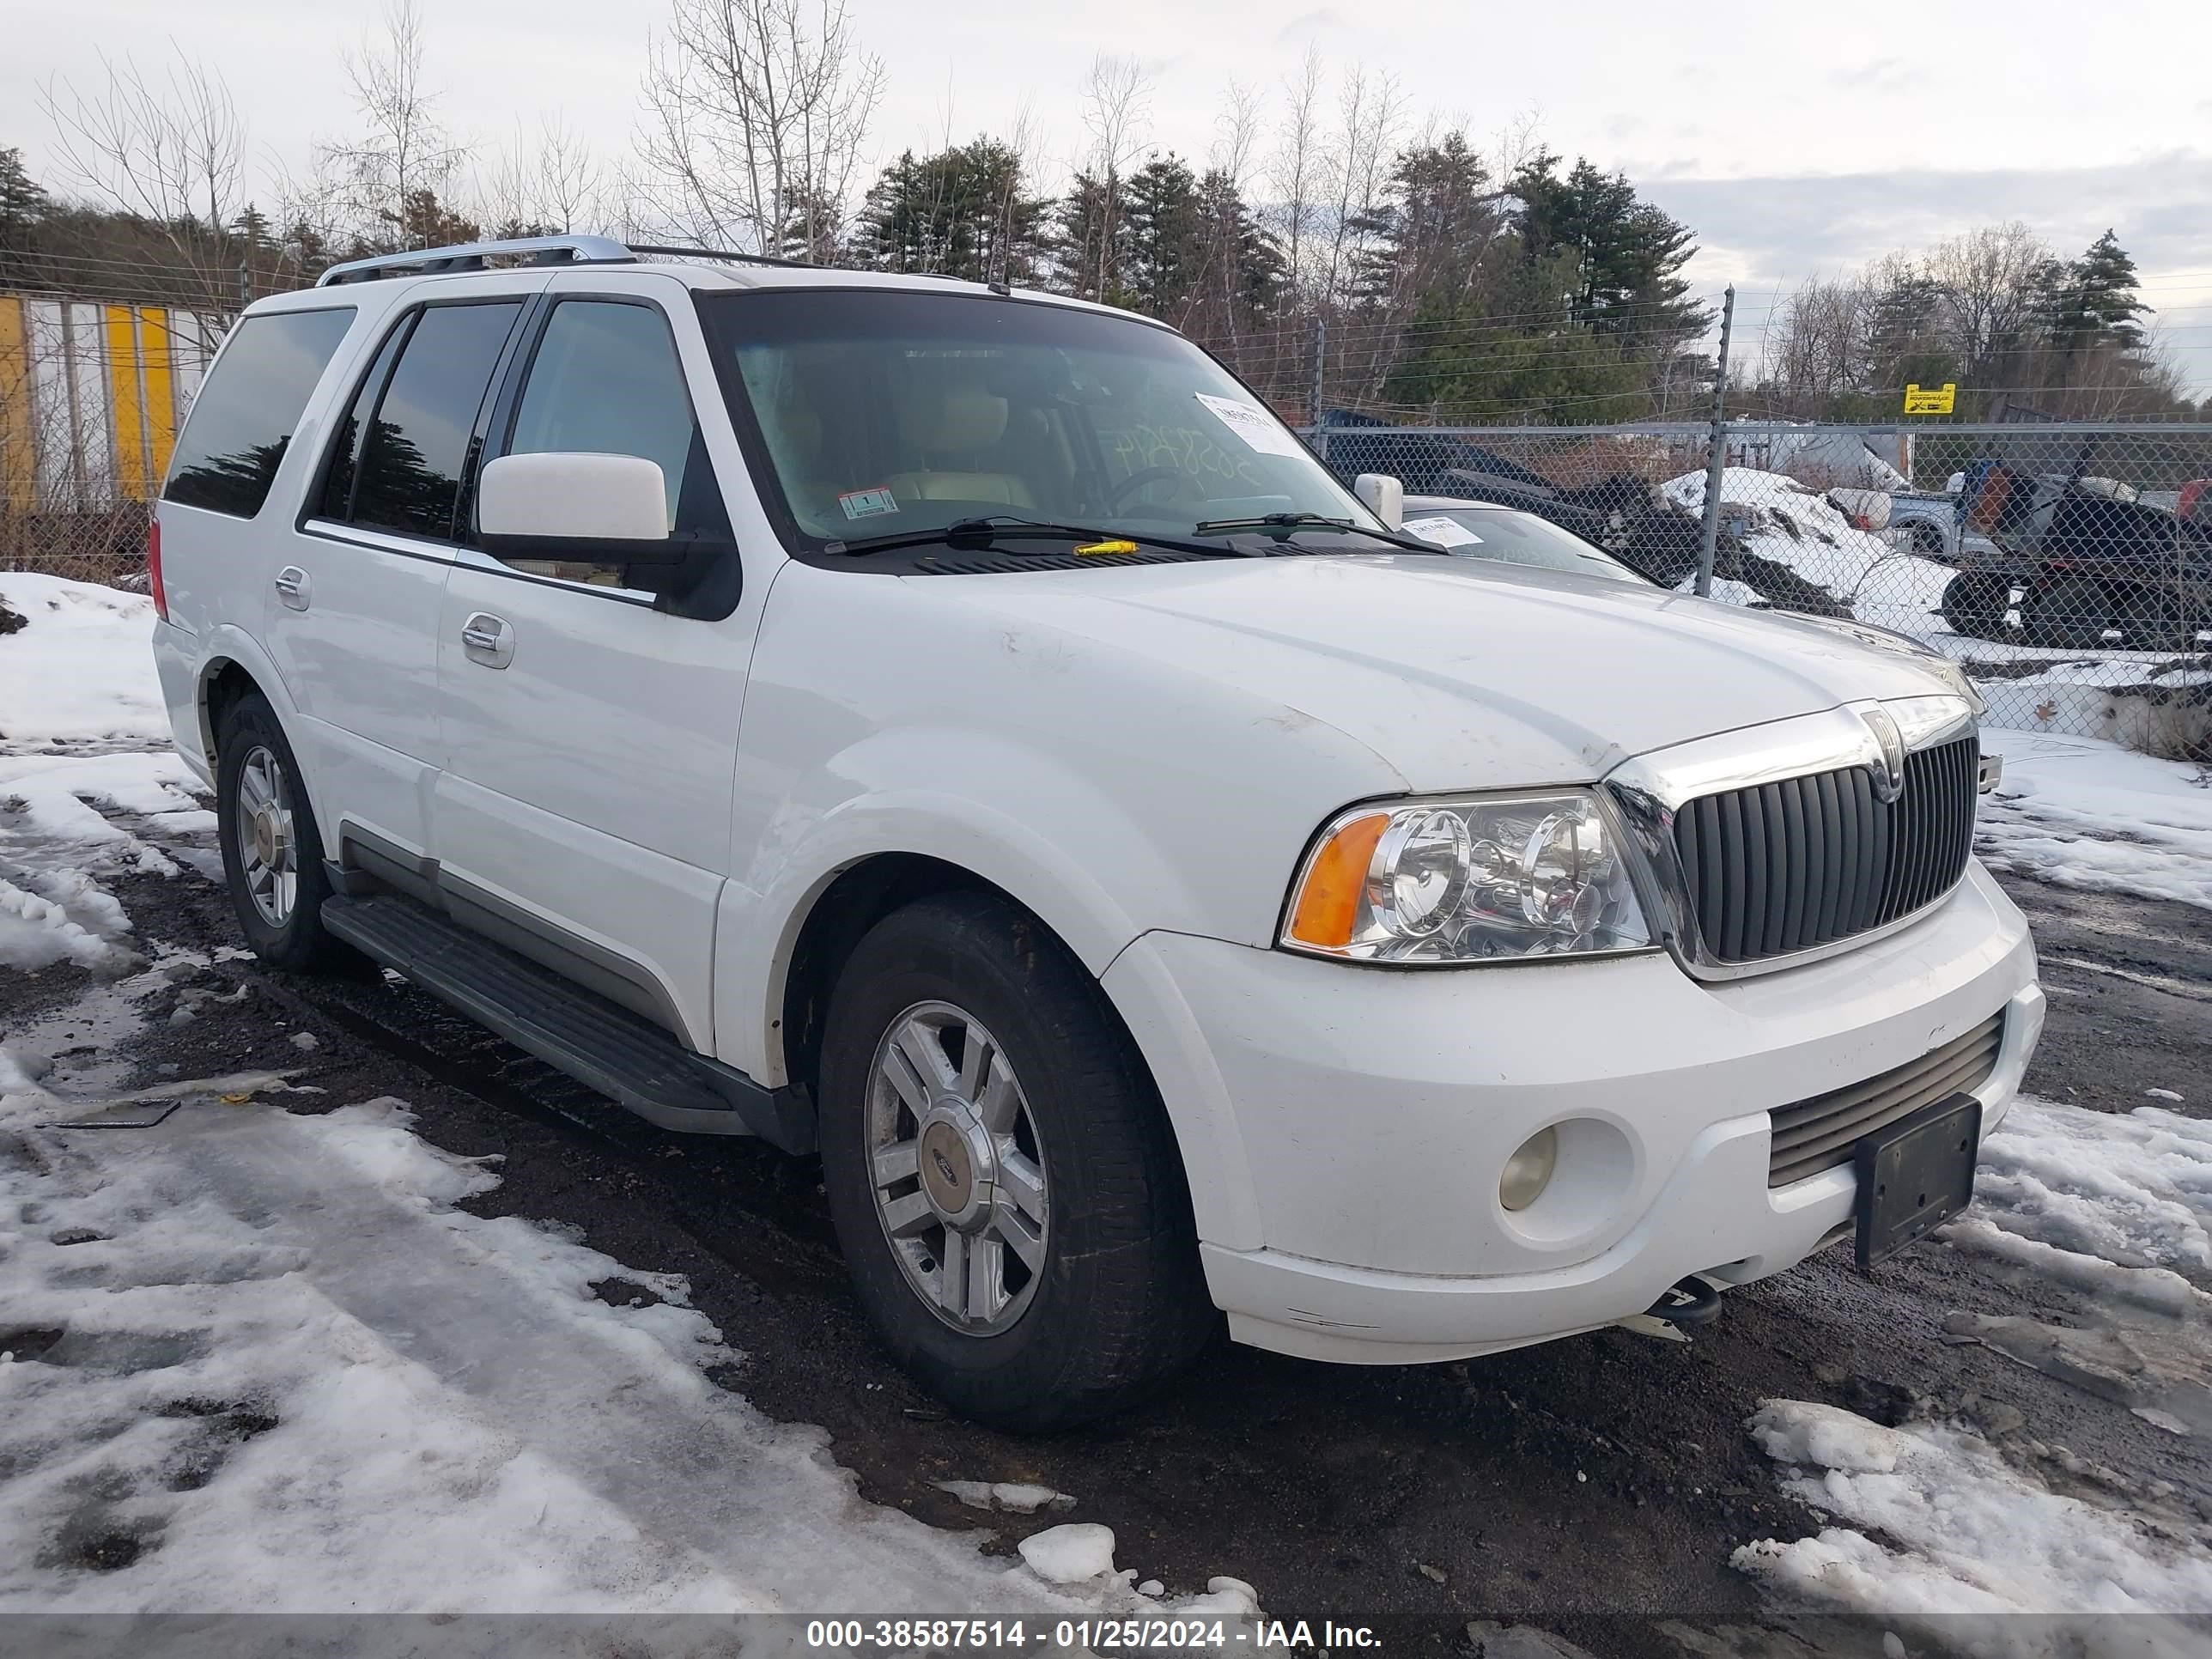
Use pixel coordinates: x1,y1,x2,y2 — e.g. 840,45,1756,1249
477,451,689,563
1353,472,1405,530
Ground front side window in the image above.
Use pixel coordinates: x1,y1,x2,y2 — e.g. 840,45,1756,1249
349,301,523,540
702,289,1372,552
494,300,730,584
163,307,356,518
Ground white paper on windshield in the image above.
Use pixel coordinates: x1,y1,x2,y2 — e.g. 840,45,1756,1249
1194,393,1304,457
1401,514,1483,548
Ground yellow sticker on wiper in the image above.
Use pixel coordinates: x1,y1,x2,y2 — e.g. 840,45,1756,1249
1074,539,1139,556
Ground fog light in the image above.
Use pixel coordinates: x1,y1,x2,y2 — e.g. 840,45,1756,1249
1498,1126,1559,1212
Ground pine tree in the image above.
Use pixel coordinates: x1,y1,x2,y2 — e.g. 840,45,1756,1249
2050,229,2149,352
848,141,1048,284
1509,154,1708,341
1863,266,1957,391
1345,132,1502,314
1194,167,1285,324
0,147,46,268
229,204,272,250
1121,155,1203,316
1052,170,1120,303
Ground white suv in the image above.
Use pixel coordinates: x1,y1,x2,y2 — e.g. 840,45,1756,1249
149,236,2043,1429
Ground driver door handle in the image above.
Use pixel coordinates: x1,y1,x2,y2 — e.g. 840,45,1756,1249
459,612,515,669
273,566,310,611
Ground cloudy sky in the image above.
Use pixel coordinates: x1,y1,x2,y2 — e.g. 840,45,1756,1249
12,0,2212,389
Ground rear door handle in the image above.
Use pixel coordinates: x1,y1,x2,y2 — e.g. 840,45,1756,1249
459,612,515,669
274,566,310,611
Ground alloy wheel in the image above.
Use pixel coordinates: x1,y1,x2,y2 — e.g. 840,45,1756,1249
866,1000,1049,1334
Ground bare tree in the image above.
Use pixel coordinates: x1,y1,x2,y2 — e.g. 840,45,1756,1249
323,0,470,252
1210,80,1265,193
1267,46,1325,301
1191,80,1267,343
1925,222,2051,389
478,116,607,236
1075,52,1152,300
1318,64,1401,308
1761,275,1868,417
40,48,247,313
638,0,885,259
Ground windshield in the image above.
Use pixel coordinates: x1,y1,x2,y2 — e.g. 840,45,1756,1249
701,289,1378,551
1398,505,1646,583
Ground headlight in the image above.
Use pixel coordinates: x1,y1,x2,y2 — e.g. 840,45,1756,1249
1282,791,1654,964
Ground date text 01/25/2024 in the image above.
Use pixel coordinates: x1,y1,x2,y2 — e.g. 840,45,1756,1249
803,1620,1382,1651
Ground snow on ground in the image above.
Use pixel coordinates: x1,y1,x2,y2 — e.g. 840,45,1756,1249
0,969,1258,1620
1976,729,2212,910
0,574,209,971
1735,1399,2212,1644
1662,468,1956,634
0,576,1268,1622
1942,1091,2212,1328
1736,1092,2212,1638
0,572,168,744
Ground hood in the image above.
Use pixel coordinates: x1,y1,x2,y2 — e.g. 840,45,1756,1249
927,554,1964,791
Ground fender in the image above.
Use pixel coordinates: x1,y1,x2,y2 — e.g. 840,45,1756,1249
713,734,1278,1252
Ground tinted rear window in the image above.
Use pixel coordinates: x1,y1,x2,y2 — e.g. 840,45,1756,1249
350,301,522,540
163,308,356,517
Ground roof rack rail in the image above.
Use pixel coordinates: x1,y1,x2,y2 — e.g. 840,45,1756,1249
316,234,637,288
624,241,820,270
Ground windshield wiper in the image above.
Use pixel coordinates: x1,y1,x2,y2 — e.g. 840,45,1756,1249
1189,512,1452,556
825,516,1251,560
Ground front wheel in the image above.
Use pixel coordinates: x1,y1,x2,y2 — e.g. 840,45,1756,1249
1939,570,2009,639
817,891,1216,1431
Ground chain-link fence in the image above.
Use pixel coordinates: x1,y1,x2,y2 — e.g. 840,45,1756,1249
0,289,224,585
1301,418,2212,757
4,262,2209,759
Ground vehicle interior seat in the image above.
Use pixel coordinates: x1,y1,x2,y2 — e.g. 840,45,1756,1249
882,371,1036,509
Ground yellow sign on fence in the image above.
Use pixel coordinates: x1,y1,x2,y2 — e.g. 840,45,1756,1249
1903,382,1957,416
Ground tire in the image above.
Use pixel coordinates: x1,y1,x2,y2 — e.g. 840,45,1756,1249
817,890,1217,1431
2113,586,2188,652
1939,570,2008,640
2022,576,2114,650
215,691,348,971
1909,520,1948,559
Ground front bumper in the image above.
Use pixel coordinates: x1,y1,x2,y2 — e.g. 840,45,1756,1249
1107,860,2041,1364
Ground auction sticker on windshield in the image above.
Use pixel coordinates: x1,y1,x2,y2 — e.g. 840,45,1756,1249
1194,393,1304,458
839,486,899,520
1401,515,1483,548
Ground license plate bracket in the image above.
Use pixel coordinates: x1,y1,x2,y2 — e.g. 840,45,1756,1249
1854,1092,1983,1271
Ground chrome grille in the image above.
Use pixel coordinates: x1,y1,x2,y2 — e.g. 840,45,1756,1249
1672,734,1979,965
1768,1012,2004,1187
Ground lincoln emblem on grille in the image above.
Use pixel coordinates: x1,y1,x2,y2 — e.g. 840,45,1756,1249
1860,705,1907,804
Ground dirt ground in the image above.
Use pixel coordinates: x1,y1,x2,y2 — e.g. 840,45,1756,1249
9,849,2210,1653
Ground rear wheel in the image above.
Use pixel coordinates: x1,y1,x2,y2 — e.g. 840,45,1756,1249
817,890,1216,1431
2022,576,2114,649
2114,586,2189,652
215,692,347,971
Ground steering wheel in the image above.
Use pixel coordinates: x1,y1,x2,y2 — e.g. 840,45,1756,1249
1106,465,1197,510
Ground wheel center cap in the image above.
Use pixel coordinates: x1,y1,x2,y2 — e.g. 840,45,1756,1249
252,808,283,867
918,1107,995,1230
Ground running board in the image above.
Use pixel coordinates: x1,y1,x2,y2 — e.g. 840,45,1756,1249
320,893,813,1152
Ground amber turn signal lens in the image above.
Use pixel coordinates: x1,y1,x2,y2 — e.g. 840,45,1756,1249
1287,811,1389,948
